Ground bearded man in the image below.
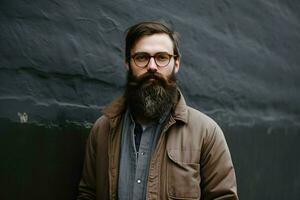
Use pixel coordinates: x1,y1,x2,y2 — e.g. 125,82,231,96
77,20,239,200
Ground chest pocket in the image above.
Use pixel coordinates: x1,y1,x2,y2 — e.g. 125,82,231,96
166,149,201,200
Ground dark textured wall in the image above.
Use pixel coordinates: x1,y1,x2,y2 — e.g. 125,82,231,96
1,1,300,199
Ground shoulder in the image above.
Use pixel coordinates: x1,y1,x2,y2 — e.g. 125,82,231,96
173,91,222,137
92,115,110,129
183,107,229,158
185,106,220,131
183,105,227,147
89,115,111,141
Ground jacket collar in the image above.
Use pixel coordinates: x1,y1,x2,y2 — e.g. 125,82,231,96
172,90,188,124
102,89,188,124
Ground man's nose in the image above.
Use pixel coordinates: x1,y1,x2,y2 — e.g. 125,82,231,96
147,57,158,72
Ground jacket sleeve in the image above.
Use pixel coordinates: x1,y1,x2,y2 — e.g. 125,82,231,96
200,124,239,200
76,122,98,200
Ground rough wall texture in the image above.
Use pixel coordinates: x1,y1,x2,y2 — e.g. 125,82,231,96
0,0,299,199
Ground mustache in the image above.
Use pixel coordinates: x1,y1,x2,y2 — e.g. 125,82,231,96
127,71,174,88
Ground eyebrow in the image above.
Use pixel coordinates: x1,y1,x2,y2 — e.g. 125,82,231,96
133,51,171,55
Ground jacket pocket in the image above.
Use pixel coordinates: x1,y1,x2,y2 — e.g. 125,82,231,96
167,149,200,200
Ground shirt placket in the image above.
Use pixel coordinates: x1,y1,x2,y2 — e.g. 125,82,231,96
132,125,155,200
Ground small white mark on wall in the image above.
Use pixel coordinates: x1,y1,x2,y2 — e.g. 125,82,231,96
18,112,28,123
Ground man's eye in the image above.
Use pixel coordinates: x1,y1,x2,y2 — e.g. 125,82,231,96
156,54,169,61
135,54,148,61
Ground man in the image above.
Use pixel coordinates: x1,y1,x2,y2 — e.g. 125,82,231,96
77,20,238,200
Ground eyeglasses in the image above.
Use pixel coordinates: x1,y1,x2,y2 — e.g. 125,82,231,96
131,52,177,68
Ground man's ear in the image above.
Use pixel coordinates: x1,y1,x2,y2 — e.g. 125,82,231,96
174,57,180,73
124,60,129,71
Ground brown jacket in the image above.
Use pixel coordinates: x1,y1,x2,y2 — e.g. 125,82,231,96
77,93,238,200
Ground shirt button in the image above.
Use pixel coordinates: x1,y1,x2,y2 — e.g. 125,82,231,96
137,179,142,184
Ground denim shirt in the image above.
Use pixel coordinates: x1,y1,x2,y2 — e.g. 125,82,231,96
118,109,167,200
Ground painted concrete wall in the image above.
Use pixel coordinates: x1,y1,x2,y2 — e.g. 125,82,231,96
1,1,300,199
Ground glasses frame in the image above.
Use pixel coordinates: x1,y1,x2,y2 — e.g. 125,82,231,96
131,52,177,68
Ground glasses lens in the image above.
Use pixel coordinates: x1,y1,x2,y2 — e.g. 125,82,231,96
155,53,171,67
132,52,172,68
133,53,149,67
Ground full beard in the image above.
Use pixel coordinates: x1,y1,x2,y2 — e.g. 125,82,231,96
124,67,178,123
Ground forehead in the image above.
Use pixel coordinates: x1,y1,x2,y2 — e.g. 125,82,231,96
131,33,174,54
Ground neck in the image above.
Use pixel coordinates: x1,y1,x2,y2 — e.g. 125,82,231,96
134,116,155,125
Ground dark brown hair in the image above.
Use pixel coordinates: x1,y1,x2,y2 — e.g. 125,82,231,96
125,20,180,63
